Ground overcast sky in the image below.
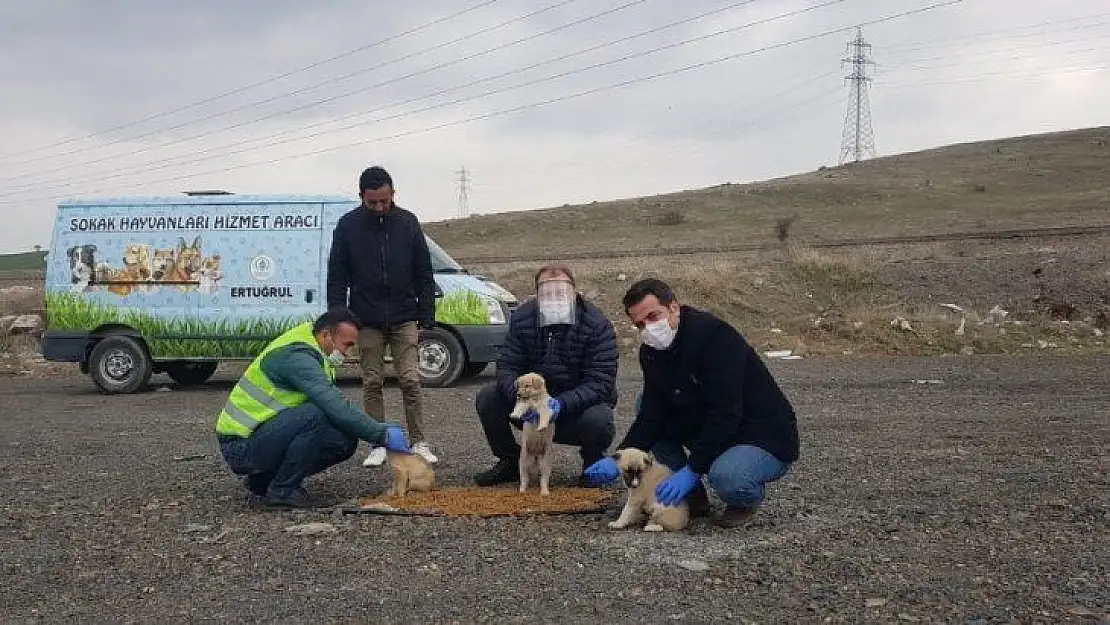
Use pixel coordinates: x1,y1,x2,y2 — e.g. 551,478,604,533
1,0,1107,253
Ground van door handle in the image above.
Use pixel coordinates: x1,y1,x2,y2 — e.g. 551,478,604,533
305,289,315,303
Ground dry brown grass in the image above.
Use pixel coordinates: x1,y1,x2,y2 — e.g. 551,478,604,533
428,126,1110,260
476,240,1109,358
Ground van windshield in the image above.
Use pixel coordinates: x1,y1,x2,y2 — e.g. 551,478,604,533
425,236,466,273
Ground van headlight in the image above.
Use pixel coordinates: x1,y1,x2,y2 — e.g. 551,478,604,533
482,294,507,325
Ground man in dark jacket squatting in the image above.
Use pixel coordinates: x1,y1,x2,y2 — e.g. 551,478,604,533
474,263,619,487
584,278,800,528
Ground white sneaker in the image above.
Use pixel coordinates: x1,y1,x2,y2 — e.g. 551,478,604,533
412,441,439,464
362,445,387,467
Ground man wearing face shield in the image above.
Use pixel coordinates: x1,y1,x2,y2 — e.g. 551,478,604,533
474,264,619,487
583,278,800,528
215,308,414,509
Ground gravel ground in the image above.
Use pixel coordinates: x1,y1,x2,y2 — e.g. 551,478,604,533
2,355,1108,624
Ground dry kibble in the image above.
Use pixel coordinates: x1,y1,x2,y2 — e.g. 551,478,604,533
358,486,615,517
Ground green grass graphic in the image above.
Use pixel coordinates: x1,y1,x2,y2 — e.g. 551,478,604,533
435,290,489,325
45,292,310,359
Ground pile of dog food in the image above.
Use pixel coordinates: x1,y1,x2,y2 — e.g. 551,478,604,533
356,486,616,518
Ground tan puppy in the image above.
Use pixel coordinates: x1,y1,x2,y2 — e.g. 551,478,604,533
385,450,436,497
608,448,690,532
510,373,556,495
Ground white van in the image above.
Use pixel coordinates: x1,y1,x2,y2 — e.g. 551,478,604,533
42,193,518,393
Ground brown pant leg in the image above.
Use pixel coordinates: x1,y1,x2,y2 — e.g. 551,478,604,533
357,326,387,424
389,321,425,443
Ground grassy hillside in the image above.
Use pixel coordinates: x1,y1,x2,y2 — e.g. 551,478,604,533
425,126,1110,260
0,251,46,271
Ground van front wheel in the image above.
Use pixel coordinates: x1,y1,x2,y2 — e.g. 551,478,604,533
418,328,465,388
88,335,153,394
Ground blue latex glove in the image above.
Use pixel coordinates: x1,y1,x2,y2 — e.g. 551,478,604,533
655,466,701,506
582,457,620,485
383,426,412,453
547,397,562,421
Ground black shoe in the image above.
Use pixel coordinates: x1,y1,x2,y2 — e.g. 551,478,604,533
244,473,271,497
474,459,517,486
264,487,314,509
687,486,712,518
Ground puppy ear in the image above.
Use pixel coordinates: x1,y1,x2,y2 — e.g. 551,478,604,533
610,451,622,461
644,453,655,466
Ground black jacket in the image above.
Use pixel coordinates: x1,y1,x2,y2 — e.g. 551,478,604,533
326,204,435,330
495,296,618,418
619,305,800,473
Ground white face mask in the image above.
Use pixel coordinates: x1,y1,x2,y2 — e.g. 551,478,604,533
327,350,345,366
641,317,677,350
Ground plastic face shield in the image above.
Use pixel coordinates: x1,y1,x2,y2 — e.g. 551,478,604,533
536,279,576,327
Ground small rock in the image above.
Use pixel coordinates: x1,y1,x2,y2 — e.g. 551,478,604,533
890,316,913,332
771,327,783,334
940,303,965,314
1094,328,1104,337
955,318,966,336
676,559,710,572
285,522,338,536
960,346,975,355
183,523,212,533
156,386,172,392
616,273,627,281
763,350,793,359
989,305,1009,321
865,598,888,608
852,321,864,329
898,614,919,622
7,314,41,334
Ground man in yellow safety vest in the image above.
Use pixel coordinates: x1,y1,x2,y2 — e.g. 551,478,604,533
215,307,414,508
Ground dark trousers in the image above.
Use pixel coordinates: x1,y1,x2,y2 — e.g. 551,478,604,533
218,402,358,496
475,382,615,468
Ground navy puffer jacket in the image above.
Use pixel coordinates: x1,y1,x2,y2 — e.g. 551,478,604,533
495,295,619,417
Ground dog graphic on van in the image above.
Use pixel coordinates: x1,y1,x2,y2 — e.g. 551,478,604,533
151,248,177,283
67,244,97,292
197,254,223,294
169,236,204,291
96,242,154,297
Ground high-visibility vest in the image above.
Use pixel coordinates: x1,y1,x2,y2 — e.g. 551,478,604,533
214,321,337,438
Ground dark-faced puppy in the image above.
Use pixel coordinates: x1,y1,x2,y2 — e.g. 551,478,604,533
608,448,690,532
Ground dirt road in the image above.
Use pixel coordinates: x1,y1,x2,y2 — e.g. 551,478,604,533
2,356,1108,623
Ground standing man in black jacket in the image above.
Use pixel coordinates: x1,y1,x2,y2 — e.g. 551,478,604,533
584,278,800,528
474,263,619,487
327,166,439,467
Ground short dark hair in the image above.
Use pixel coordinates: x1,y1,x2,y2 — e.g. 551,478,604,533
622,278,676,314
534,263,575,289
314,307,362,334
359,166,393,193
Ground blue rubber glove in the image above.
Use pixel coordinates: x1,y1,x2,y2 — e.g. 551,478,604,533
655,466,701,506
519,409,539,424
547,397,562,422
383,426,412,453
582,457,620,485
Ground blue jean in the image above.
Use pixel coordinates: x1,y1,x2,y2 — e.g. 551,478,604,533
218,402,358,495
634,393,791,508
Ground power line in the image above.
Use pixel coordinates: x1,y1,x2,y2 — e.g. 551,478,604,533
2,0,590,176
839,27,876,164
0,0,962,206
0,0,838,196
0,0,506,161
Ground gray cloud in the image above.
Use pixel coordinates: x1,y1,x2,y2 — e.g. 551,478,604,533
0,0,1107,251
